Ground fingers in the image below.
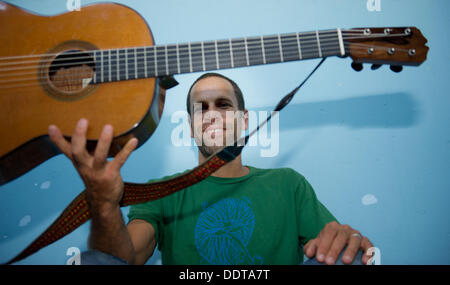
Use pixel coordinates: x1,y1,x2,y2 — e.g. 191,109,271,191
341,232,362,264
303,239,318,258
71,118,90,165
324,229,349,265
93,124,114,169
361,237,375,265
48,124,72,158
316,222,338,263
110,137,138,171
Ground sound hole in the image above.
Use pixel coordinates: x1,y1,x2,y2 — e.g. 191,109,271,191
49,50,95,93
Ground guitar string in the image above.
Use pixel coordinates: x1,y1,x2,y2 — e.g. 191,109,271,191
0,37,411,83
0,46,348,88
0,29,366,61
0,44,406,90
0,36,344,73
0,44,406,89
0,39,346,82
0,33,408,80
0,31,354,70
0,41,409,82
0,30,408,66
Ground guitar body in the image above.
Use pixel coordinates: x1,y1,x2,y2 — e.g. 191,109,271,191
0,2,162,184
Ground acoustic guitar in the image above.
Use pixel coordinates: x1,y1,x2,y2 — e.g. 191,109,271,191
0,1,428,185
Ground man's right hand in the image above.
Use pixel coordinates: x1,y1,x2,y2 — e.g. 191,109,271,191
48,118,138,213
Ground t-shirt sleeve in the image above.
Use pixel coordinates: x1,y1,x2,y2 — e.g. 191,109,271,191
126,171,190,246
293,171,338,246
127,198,164,245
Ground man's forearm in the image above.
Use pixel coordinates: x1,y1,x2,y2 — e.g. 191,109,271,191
88,203,136,264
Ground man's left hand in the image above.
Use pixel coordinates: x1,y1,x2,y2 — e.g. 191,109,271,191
303,221,374,265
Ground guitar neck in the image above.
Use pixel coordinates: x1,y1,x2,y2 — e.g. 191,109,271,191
90,29,347,84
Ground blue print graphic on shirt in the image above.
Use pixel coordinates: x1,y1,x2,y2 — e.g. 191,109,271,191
195,197,263,265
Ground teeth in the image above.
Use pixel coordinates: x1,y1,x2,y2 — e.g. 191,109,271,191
205,129,223,135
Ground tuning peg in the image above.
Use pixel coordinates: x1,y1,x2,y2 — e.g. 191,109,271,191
351,62,363,72
371,64,382,70
390,65,403,73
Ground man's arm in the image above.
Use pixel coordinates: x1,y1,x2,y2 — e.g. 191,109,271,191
87,203,136,263
127,219,157,265
48,118,156,264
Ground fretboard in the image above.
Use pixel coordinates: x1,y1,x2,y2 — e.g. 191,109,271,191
91,29,348,84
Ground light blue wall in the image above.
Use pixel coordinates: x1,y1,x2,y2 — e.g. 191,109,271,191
1,0,449,265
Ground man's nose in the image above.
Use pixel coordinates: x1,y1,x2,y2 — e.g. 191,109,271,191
203,109,223,124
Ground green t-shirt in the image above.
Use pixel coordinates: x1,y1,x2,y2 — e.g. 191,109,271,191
127,166,337,265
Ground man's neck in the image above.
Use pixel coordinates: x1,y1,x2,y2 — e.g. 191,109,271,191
198,152,249,178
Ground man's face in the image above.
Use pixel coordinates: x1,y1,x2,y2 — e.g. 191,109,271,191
189,76,248,158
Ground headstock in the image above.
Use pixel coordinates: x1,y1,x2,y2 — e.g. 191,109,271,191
345,27,429,72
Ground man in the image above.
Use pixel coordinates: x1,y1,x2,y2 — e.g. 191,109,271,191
48,73,374,265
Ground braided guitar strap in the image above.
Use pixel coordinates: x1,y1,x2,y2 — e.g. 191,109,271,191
4,58,326,264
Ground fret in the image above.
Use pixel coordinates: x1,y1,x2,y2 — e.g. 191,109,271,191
261,36,266,64
296,32,302,60
93,51,101,83
337,28,345,56
136,47,145,79
124,48,129,80
154,46,158,76
100,50,109,82
101,50,109,82
108,50,112,81
217,40,232,69
100,50,104,83
118,49,126,81
214,40,219,69
145,46,155,77
201,41,205,71
178,43,190,74
188,42,193,73
280,34,300,62
156,45,167,76
231,38,246,67
190,42,203,72
247,37,264,65
165,45,169,75
134,47,138,79
116,49,120,80
110,49,117,81
203,41,216,71
176,43,181,74
143,47,147,78
277,34,284,62
166,44,178,75
244,37,250,66
262,35,281,64
127,47,136,80
229,38,234,68
316,30,322,58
